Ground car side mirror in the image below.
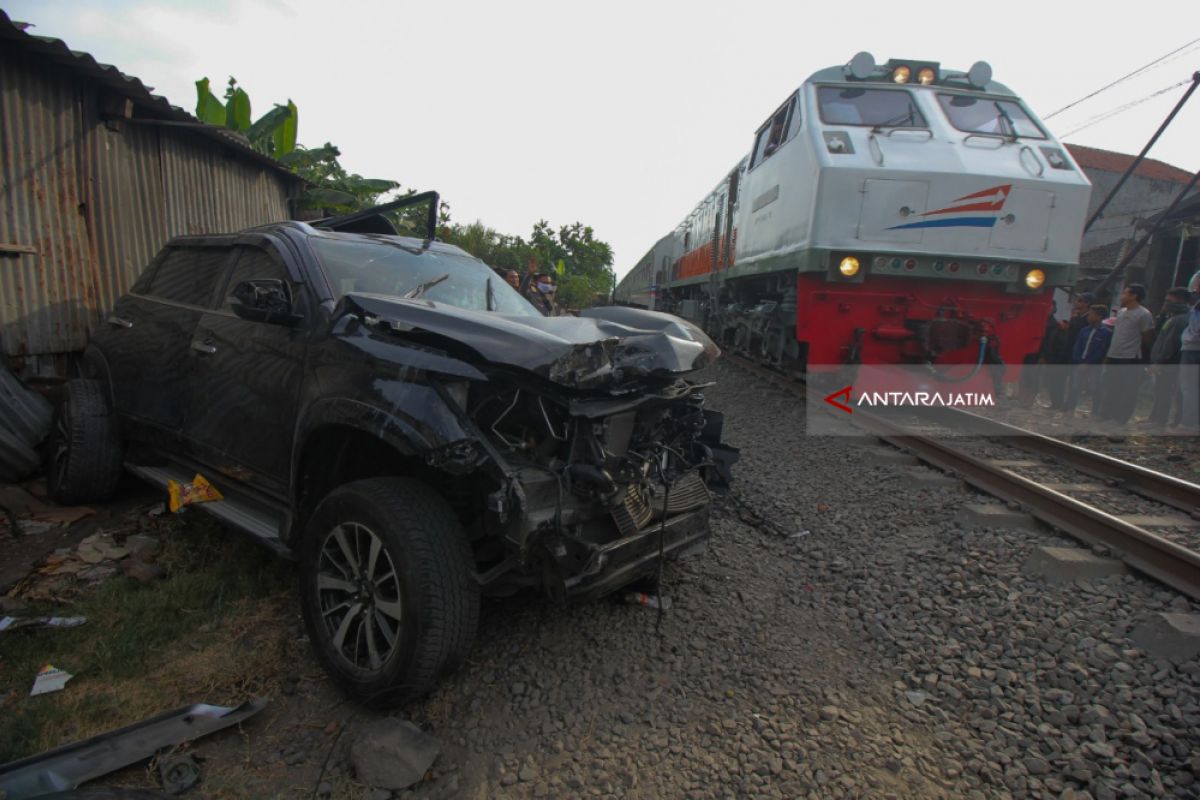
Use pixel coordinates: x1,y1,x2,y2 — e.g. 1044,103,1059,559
229,279,303,326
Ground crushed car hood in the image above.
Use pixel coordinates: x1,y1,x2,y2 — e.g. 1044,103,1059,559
337,294,720,389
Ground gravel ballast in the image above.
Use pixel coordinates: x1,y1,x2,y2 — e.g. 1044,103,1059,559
363,360,1200,799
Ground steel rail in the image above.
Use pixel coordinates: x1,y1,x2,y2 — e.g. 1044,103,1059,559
939,408,1200,515
725,355,1200,600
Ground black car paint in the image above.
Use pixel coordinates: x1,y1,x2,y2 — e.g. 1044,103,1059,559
88,222,731,599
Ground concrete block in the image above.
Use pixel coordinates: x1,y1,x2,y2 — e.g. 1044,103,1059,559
1022,546,1127,583
955,503,1037,530
902,466,961,488
1130,613,1200,662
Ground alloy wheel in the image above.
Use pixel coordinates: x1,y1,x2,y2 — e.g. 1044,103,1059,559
316,521,404,671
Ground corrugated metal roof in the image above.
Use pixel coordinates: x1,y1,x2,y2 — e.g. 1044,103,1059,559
0,9,297,180
1,13,304,361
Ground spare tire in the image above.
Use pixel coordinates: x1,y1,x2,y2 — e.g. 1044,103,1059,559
0,427,40,482
0,365,52,447
46,380,124,504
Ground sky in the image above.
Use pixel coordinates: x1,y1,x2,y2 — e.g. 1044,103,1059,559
7,0,1199,278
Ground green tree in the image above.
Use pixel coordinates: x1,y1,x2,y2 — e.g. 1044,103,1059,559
442,220,615,310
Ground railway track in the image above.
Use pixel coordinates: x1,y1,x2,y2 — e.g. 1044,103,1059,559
724,354,1200,600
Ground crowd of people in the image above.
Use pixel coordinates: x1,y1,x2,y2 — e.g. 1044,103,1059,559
1032,273,1200,435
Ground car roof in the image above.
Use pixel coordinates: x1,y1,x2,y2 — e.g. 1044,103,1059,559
162,221,478,260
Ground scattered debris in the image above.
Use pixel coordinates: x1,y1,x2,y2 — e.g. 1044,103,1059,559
30,663,74,696
125,534,162,560
624,592,672,610
350,718,440,791
0,485,95,533
158,753,201,795
77,533,129,564
120,559,166,584
0,699,267,798
0,595,28,613
0,615,86,632
167,474,223,514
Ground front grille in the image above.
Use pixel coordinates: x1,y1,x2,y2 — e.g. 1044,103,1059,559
611,471,710,536
612,483,652,537
665,471,710,514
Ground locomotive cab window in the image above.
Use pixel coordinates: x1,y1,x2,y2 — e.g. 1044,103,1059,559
937,94,1046,139
817,86,926,128
750,94,797,169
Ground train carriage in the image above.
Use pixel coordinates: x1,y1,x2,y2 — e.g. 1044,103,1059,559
615,53,1092,375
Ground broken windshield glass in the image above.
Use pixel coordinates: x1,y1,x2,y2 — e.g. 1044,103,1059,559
310,236,540,317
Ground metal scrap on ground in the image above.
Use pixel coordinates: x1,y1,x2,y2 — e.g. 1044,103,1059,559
0,699,268,799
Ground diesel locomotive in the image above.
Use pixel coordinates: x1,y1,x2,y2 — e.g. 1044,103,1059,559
615,53,1092,375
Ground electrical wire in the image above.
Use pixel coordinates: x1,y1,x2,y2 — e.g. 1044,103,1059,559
1061,78,1193,138
1045,36,1200,120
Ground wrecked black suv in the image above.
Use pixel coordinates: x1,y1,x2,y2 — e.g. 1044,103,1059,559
50,196,735,702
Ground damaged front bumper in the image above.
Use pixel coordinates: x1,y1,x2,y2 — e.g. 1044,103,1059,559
561,507,709,601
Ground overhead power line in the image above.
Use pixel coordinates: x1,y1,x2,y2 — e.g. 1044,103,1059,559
1061,78,1192,137
1045,36,1200,120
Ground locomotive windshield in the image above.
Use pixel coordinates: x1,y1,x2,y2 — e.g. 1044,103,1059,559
817,86,927,128
937,94,1046,139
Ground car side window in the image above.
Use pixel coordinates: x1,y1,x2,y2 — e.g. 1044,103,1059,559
220,246,288,308
146,246,230,307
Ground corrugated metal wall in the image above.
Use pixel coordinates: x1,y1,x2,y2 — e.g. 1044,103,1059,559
0,51,297,359
0,53,99,358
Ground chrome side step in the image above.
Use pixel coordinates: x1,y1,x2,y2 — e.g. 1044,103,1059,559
126,462,292,557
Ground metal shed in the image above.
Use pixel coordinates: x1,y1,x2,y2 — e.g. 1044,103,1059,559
0,11,305,372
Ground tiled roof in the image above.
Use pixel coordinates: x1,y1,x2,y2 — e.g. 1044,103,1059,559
1066,144,1194,185
1079,238,1151,273
0,10,296,179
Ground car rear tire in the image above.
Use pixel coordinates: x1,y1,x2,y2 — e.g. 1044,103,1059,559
46,379,124,504
299,477,480,704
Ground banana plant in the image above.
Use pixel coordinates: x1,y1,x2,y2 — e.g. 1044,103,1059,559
194,77,297,158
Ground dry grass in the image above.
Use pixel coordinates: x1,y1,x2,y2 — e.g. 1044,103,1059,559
0,514,296,764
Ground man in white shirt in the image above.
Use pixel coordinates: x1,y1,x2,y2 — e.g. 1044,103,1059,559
1099,283,1155,424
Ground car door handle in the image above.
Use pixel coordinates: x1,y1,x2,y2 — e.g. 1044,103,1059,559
107,316,133,329
190,340,217,355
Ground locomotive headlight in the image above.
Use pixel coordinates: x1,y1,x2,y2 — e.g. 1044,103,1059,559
892,65,911,84
839,256,861,277
917,67,936,85
1024,269,1046,290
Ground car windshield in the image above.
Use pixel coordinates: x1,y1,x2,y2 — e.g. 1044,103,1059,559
817,86,927,128
937,94,1046,139
310,236,541,317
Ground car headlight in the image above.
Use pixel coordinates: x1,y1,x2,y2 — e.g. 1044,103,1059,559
1024,269,1045,289
839,256,860,277
917,67,936,85
892,65,911,84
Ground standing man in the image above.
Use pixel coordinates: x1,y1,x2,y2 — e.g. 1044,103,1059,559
1174,277,1200,435
1143,287,1192,428
524,273,558,316
1065,304,1112,414
1036,306,1072,409
1099,284,1155,425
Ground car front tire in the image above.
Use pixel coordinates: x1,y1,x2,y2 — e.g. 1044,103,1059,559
298,477,480,704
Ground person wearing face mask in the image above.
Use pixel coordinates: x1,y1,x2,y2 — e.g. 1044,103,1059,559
524,272,558,316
